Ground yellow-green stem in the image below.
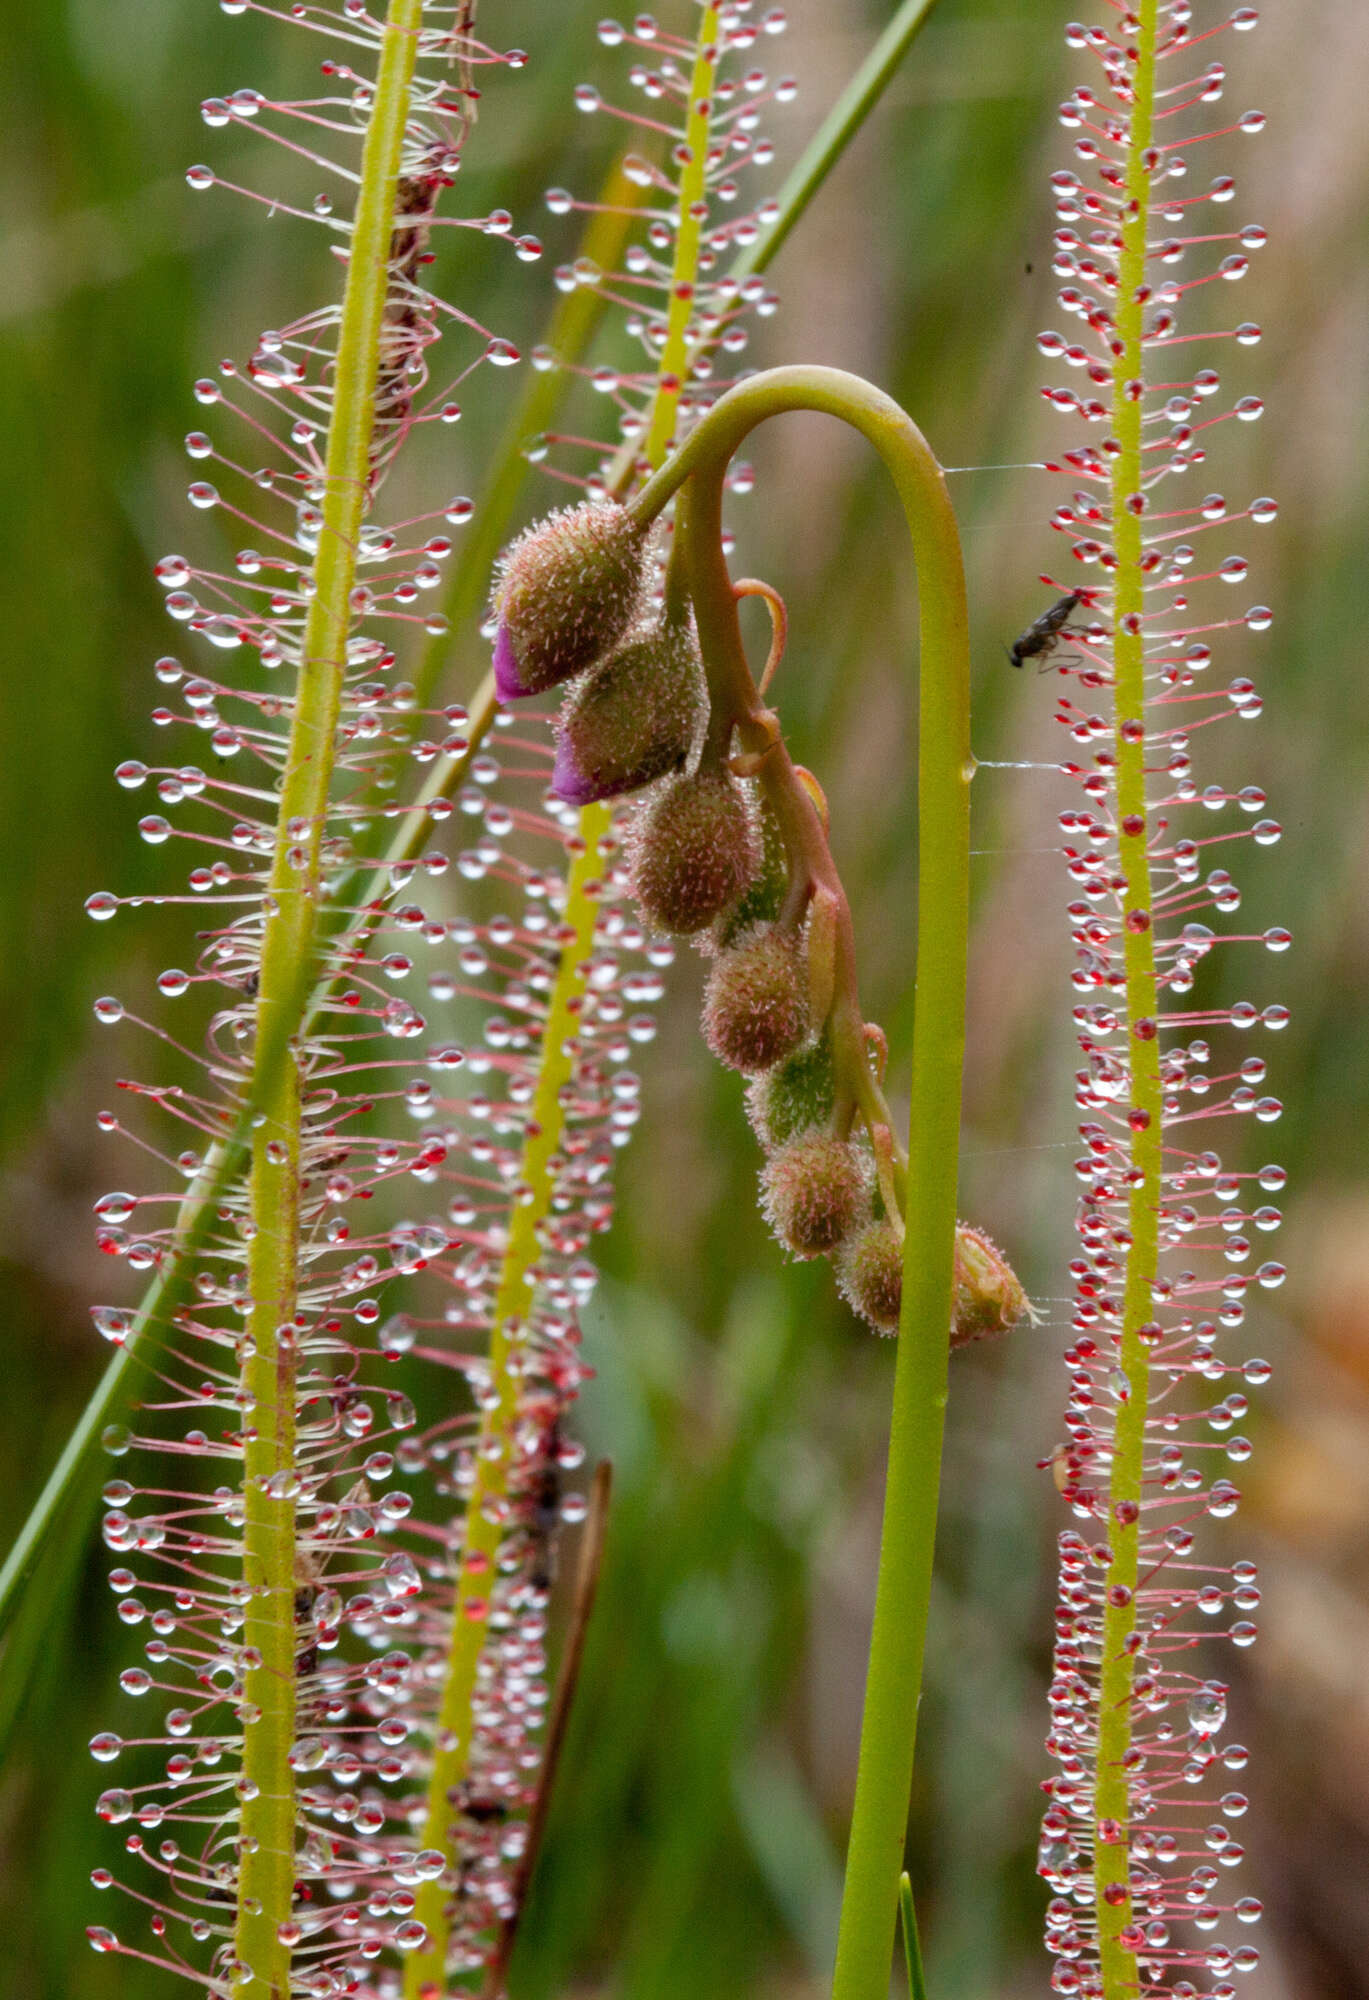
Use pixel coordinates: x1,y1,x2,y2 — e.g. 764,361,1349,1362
641,5,722,469
634,365,971,2000
1094,5,1160,1993
404,808,608,1994
235,6,422,1992
406,43,730,1991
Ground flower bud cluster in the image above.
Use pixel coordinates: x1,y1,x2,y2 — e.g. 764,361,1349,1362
494,526,1028,1349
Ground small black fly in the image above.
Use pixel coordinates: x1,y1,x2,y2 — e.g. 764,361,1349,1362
1008,592,1082,671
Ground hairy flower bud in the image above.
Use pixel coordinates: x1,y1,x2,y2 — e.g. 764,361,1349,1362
836,1219,904,1335
493,500,649,701
745,1037,837,1150
760,1129,870,1259
702,925,810,1075
837,1220,1028,1343
551,622,705,806
627,768,759,935
951,1224,1027,1347
714,786,788,949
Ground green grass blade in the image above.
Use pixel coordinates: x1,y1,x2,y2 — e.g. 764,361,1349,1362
735,0,945,282
0,1147,233,1640
0,1497,87,1766
898,1873,929,2000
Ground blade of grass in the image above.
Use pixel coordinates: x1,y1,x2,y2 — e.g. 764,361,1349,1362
732,0,945,284
0,1511,87,1766
898,1873,929,2000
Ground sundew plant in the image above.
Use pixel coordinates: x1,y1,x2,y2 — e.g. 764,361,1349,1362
1031,6,1280,1999
0,3,1289,1999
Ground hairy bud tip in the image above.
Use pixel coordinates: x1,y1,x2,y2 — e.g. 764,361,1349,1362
493,500,648,701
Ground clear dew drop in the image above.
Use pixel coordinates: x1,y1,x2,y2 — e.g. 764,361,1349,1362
1187,1683,1228,1738
91,1306,133,1345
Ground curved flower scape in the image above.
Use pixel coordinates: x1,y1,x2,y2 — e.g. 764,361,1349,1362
490,492,1026,1348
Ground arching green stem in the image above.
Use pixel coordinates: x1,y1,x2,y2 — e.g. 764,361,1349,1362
637,364,971,2000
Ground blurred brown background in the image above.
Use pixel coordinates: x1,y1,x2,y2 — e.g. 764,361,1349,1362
1,2,1366,1996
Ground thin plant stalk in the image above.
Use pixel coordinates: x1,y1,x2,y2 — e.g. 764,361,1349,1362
405,25,735,1982
631,362,971,2000
403,810,609,1993
235,5,423,1987
640,2,723,468
1035,10,1276,1995
1090,2,1162,1985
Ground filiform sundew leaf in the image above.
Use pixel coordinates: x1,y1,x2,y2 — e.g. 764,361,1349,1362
1029,7,1277,1997
81,7,670,1995
400,10,808,1986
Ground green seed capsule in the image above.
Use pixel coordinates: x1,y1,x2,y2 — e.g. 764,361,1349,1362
746,1037,836,1150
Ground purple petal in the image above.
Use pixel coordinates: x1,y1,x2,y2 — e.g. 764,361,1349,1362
550,734,597,806
493,620,530,702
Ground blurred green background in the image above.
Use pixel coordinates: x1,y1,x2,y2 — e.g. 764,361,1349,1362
2,2,1367,1996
